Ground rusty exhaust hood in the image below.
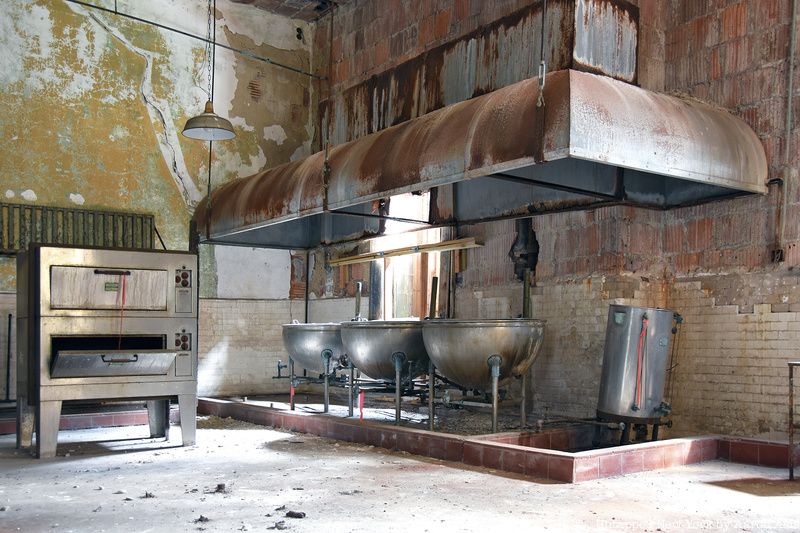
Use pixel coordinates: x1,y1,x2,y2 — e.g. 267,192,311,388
192,69,767,250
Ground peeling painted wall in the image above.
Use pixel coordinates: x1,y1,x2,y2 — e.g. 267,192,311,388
0,0,316,291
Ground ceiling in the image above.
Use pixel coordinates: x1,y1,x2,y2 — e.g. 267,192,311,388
228,0,342,21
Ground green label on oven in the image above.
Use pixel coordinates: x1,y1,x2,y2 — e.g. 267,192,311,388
104,282,120,292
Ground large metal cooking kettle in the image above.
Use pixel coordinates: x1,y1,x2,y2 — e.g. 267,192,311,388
281,322,345,374
422,319,546,390
339,320,429,381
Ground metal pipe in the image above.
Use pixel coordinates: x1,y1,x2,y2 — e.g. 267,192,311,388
321,349,332,413
304,251,310,323
289,358,295,411
348,364,355,417
354,281,362,320
64,0,326,80
520,371,527,428
779,0,799,253
428,276,439,318
392,351,406,425
5,314,11,401
790,362,796,480
488,355,502,433
521,269,531,427
428,360,435,431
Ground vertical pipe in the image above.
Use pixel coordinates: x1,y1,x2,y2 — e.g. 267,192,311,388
304,251,310,323
289,358,295,411
368,260,382,320
521,269,531,427
779,0,799,253
428,360,435,431
354,281,362,320
488,355,502,433
5,314,11,401
322,349,332,414
348,364,354,417
520,371,527,428
790,363,795,480
392,352,406,425
428,276,439,318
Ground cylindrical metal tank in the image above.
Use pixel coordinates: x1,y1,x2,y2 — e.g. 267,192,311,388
596,305,676,422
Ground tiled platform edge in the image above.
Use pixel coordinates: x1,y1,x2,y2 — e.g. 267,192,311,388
0,408,180,436
199,398,798,483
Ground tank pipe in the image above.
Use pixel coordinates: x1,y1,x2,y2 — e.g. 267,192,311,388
392,351,406,425
488,355,502,433
5,314,11,402
428,360,435,431
64,0,326,80
304,252,310,324
779,0,799,252
321,349,332,413
348,363,355,417
428,276,439,319
289,358,296,411
354,281,362,320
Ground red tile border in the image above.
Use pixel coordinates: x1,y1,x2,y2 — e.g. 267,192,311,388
598,453,621,477
195,399,796,484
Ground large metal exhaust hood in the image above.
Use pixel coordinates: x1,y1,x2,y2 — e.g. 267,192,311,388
192,69,767,250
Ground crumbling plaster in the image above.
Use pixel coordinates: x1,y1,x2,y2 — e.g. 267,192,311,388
0,0,317,292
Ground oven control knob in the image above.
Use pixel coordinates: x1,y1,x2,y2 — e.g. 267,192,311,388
181,280,189,287
181,343,189,350
175,338,181,347
181,271,189,279
181,335,188,342
175,275,181,284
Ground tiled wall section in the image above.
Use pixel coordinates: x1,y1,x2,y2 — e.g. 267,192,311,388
526,275,667,419
197,297,359,397
668,274,800,440
198,298,304,397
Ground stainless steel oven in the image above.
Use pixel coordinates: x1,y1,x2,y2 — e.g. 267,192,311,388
16,245,198,458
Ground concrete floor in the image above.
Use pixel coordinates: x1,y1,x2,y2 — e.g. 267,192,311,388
1,417,799,533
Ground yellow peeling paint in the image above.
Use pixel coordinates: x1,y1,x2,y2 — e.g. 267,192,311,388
0,0,315,292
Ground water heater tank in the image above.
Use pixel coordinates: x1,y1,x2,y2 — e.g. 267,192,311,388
597,305,677,422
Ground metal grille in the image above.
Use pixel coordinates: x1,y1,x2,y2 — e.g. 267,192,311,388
0,203,156,253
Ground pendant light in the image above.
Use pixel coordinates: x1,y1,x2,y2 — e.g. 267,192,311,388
183,0,235,141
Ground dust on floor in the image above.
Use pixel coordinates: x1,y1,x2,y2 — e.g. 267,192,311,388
1,417,799,533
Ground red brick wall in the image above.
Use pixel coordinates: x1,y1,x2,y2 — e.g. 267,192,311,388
661,0,794,270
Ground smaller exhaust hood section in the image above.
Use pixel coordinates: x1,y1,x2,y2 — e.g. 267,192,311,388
192,69,767,250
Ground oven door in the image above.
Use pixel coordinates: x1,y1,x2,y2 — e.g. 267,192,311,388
51,349,178,378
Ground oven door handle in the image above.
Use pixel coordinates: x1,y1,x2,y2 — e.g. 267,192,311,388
101,354,139,364
93,269,131,276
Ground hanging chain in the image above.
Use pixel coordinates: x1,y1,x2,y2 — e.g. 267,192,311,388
205,0,214,101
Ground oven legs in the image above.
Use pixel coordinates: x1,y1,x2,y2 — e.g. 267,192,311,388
178,394,197,446
16,396,35,449
147,399,170,439
36,400,62,459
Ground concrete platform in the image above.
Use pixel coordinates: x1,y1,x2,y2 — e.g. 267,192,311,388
1,417,799,532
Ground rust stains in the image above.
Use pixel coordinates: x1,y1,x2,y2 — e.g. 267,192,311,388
193,69,768,242
320,0,641,145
